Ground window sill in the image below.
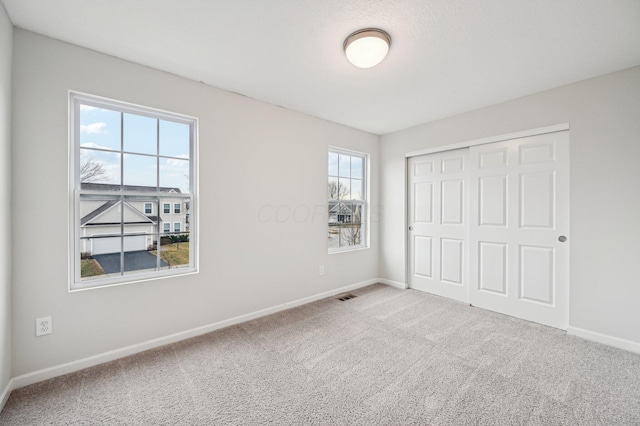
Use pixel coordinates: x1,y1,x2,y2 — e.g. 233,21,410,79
328,245,369,255
70,267,198,292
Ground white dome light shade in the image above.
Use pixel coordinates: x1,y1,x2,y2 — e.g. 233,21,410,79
344,29,391,69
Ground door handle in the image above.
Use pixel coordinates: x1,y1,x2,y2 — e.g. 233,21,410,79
409,226,413,231
558,235,567,242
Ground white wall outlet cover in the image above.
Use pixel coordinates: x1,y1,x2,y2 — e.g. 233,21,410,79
36,316,52,336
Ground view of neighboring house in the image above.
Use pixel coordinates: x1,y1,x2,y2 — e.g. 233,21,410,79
328,201,363,249
328,201,357,224
80,183,189,255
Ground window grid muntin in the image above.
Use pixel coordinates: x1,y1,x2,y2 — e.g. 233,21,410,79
328,148,368,253
78,193,193,280
72,92,197,290
80,145,189,162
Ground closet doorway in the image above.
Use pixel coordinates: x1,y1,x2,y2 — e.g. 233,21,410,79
407,128,569,329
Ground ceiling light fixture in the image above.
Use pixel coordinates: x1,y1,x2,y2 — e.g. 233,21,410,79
343,28,391,69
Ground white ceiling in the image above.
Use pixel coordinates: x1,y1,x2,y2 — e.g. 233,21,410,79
3,0,640,135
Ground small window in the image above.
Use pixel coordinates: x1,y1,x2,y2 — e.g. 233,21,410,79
328,148,367,252
71,92,198,290
174,203,181,214
174,222,181,233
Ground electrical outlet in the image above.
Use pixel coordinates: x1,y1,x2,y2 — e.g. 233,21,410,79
36,316,52,337
319,265,325,276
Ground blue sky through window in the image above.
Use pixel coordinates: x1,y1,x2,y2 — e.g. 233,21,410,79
328,151,364,200
124,113,156,155
80,105,191,192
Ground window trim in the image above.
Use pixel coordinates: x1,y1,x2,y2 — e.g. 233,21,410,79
174,222,181,233
163,222,171,233
69,91,199,291
144,202,153,214
174,203,181,214
163,203,171,214
328,147,369,254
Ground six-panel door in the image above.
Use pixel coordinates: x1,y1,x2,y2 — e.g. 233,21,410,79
468,131,569,329
407,149,469,302
407,131,569,329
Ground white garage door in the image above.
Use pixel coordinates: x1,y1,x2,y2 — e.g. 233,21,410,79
92,235,147,255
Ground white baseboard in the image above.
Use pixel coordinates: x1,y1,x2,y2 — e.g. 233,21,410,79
11,278,380,391
378,278,407,289
17,279,638,408
567,326,640,354
0,378,13,413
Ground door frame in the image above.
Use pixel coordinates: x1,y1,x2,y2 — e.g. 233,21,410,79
404,123,570,304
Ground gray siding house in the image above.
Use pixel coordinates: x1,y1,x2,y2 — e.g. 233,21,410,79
80,183,189,255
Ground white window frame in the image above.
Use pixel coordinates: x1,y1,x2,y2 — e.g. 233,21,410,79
163,203,171,214
328,147,368,254
163,223,171,233
174,222,181,233
174,203,181,214
69,92,199,291
144,202,153,214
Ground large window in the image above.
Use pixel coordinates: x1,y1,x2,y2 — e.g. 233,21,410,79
70,92,198,290
328,148,367,252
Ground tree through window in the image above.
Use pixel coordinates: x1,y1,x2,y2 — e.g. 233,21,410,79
328,149,367,252
70,93,198,290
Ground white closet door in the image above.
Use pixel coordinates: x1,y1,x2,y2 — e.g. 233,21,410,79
469,131,569,329
407,149,469,302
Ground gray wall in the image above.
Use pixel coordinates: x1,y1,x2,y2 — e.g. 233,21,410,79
0,4,12,398
11,29,379,377
380,66,640,345
6,23,640,381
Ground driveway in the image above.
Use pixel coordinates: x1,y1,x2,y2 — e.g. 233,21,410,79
93,250,169,274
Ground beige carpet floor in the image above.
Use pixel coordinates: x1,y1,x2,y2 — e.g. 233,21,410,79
1,284,639,425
